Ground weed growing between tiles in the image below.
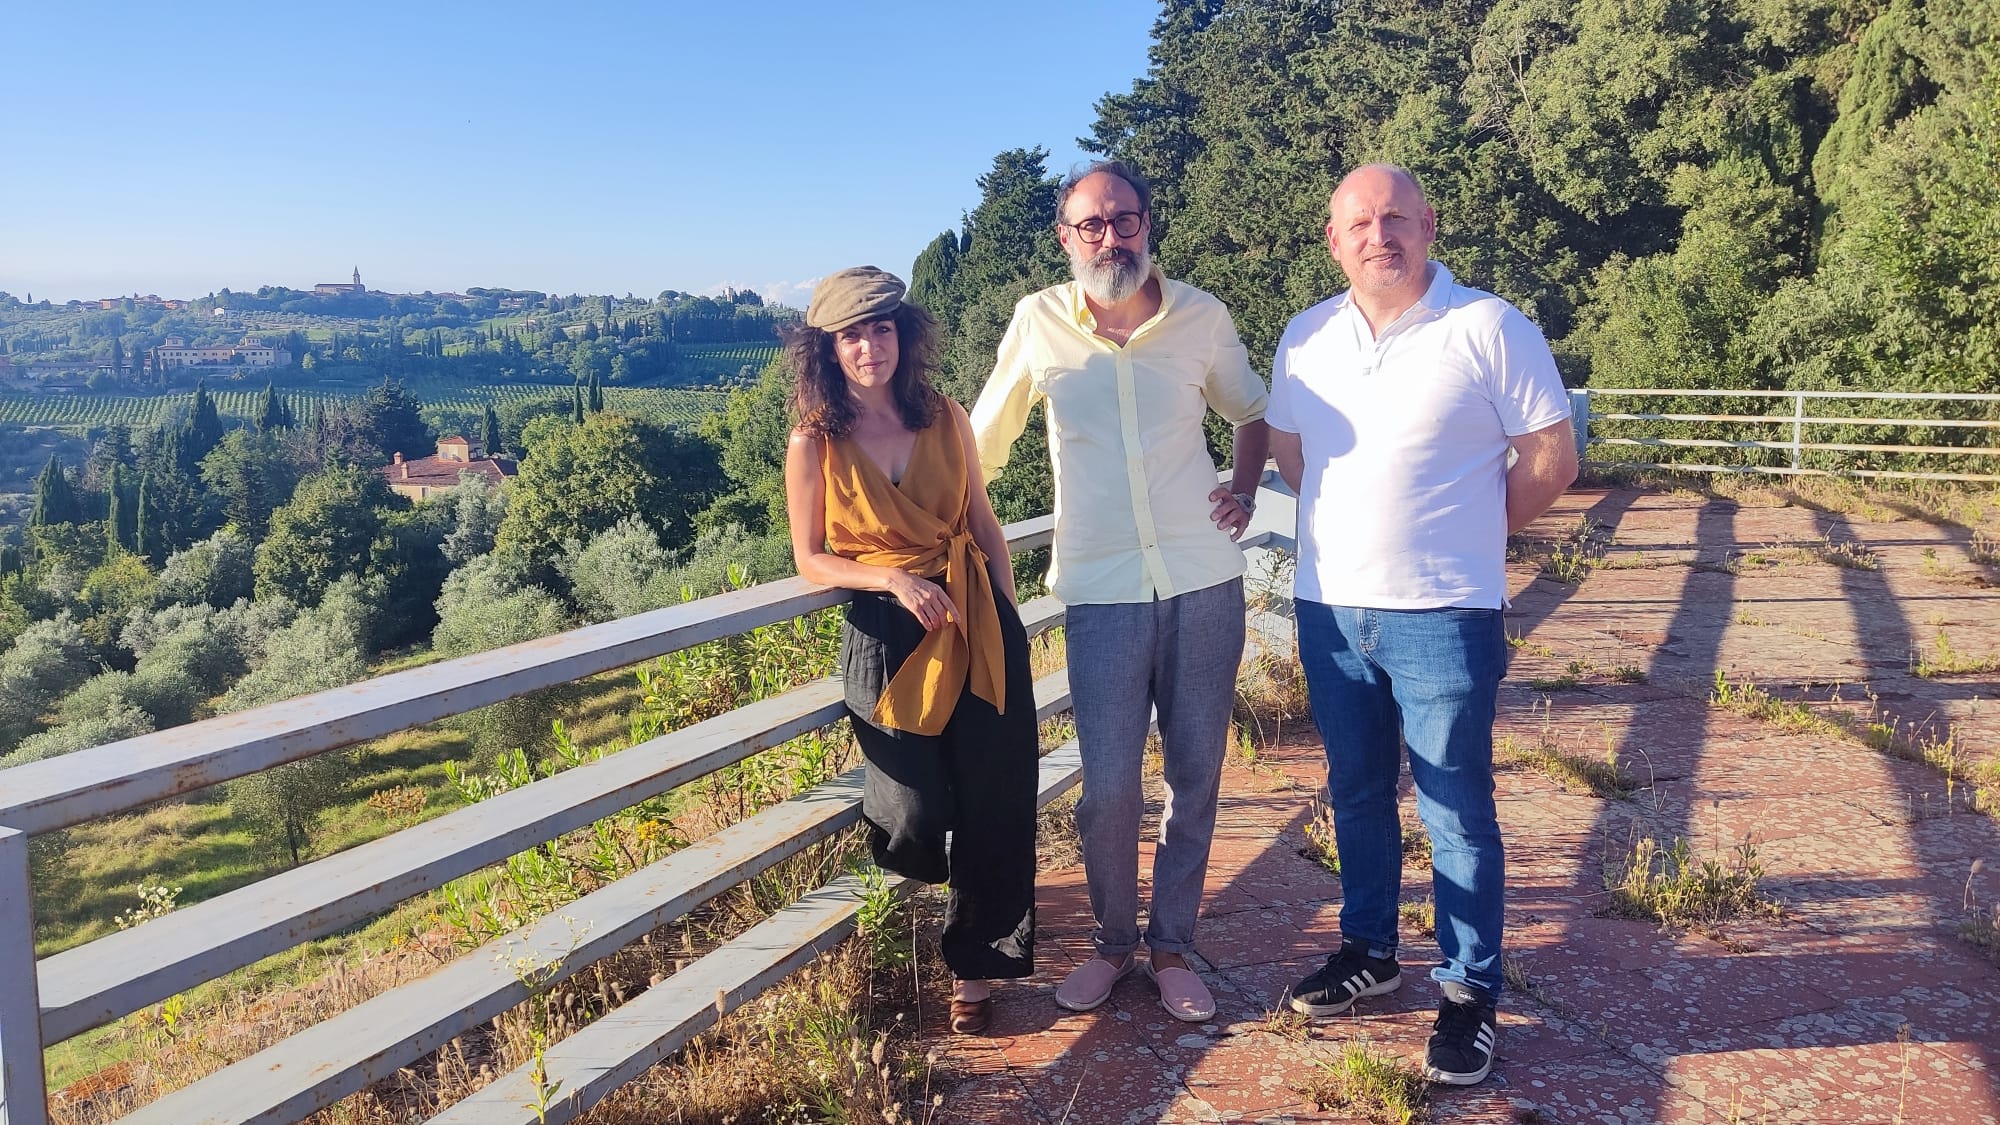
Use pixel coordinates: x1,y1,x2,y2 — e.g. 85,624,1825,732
1292,1035,1430,1123
1301,794,1343,876
1963,861,2000,966
1601,834,1783,933
1399,898,1437,938
1509,515,1608,586
1711,672,1999,821
1911,628,2000,678
1501,954,1571,1019
1497,703,1638,801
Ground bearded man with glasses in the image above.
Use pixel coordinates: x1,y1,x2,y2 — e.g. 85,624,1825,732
971,160,1270,1024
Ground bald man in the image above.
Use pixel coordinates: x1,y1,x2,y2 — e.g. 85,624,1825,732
1268,164,1576,1086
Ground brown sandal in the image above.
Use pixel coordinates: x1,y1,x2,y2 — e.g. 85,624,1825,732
949,996,993,1035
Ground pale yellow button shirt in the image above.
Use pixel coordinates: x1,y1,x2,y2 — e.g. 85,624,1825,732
970,267,1268,605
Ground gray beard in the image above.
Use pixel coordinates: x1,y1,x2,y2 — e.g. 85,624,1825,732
1074,245,1149,305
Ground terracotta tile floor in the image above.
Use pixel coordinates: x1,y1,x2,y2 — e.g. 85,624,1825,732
928,488,2000,1124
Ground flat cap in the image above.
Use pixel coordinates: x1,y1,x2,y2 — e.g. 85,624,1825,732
805,266,905,331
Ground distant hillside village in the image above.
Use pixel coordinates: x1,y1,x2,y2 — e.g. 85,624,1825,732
0,273,791,418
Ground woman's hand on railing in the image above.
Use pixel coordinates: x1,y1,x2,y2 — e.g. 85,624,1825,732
882,569,953,631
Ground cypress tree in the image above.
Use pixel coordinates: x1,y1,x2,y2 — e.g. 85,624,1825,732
106,464,127,552
30,455,79,527
571,386,585,424
257,381,294,431
110,335,126,376
184,379,225,464
135,472,154,561
587,370,604,413
482,405,503,460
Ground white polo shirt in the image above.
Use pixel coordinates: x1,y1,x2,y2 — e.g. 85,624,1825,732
1268,263,1569,610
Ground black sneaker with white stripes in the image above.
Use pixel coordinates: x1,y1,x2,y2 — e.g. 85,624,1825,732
1424,981,1498,1085
1287,939,1402,1017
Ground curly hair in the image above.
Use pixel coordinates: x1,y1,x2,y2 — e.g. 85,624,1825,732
784,302,945,437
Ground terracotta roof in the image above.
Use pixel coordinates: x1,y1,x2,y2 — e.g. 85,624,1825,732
378,455,517,489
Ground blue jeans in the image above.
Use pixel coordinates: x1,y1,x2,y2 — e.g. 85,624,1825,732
1295,600,1508,1000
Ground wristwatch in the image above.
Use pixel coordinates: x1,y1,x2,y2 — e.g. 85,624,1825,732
1232,491,1257,513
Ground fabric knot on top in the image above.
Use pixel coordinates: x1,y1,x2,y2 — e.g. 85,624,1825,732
821,408,1006,735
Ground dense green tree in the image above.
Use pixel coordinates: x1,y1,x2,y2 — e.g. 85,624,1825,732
30,456,79,528
441,474,508,565
254,467,393,607
134,472,154,561
367,503,452,648
220,584,370,864
907,231,963,328
496,412,722,569
696,357,793,535
351,377,434,464
587,369,604,413
84,425,134,492
200,428,298,540
1060,0,1993,403
256,382,295,432
935,148,1069,405
157,527,256,608
183,380,226,466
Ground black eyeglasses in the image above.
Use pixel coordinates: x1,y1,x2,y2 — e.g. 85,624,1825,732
1061,210,1146,244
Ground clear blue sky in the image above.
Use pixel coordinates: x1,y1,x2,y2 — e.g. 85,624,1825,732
0,1,1159,308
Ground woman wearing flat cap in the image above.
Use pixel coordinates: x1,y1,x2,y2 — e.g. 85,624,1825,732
783,266,1038,1034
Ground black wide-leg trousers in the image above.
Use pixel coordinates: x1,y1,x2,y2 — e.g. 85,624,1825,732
840,588,1039,980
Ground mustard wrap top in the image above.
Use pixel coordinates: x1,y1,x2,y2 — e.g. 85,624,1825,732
820,410,1008,735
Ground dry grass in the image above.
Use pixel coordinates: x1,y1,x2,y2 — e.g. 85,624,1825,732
1036,790,1083,871
1236,640,1313,748
1399,899,1436,939
1401,824,1433,871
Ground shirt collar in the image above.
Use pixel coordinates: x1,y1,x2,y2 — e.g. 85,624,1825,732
1066,262,1173,332
1336,260,1454,328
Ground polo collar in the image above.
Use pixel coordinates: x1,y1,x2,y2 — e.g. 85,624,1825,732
1415,261,1455,312
1067,262,1173,332
1339,260,1454,331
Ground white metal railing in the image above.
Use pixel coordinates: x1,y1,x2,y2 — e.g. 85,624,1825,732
0,486,1297,1125
1570,388,2000,483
